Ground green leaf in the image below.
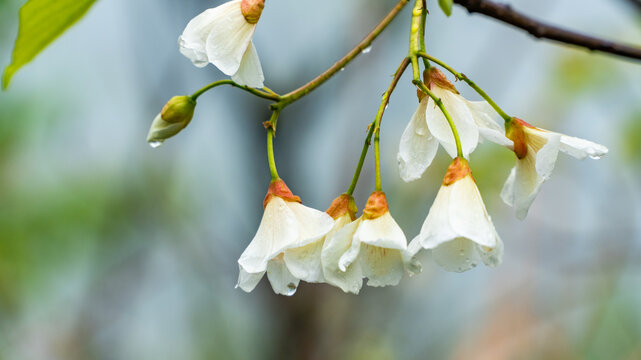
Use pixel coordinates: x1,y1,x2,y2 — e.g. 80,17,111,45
2,0,96,89
438,0,453,17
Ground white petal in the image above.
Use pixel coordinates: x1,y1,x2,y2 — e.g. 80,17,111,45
467,100,512,147
283,239,324,283
533,132,561,180
204,1,256,75
179,6,235,68
335,218,364,271
559,134,608,160
266,256,300,296
416,185,459,249
479,235,503,267
448,176,498,248
321,215,363,294
286,202,335,246
236,266,264,293
431,237,481,273
237,197,299,274
360,245,404,287
500,167,516,207
426,88,479,158
397,98,439,182
355,212,407,250
231,41,265,88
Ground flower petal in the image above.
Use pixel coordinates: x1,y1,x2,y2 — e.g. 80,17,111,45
360,245,404,287
355,212,407,250
321,215,363,294
500,167,516,207
231,41,265,88
283,239,324,283
416,184,459,249
236,266,265,293
426,88,479,158
179,6,233,68
204,0,256,75
286,202,335,247
397,98,439,182
448,176,498,248
533,132,561,180
430,237,481,273
335,218,363,271
479,234,503,267
559,134,608,160
266,255,300,296
237,197,299,274
466,100,513,147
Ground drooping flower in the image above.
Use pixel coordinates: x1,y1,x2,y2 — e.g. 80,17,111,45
407,157,503,272
397,68,511,182
147,95,196,147
237,179,334,296
501,118,608,220
322,191,407,293
179,0,265,88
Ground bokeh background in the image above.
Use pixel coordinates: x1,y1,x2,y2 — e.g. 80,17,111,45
1,0,640,359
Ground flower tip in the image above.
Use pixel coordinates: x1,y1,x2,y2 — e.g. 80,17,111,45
362,191,389,219
263,179,301,207
241,0,265,24
326,194,357,220
442,157,472,186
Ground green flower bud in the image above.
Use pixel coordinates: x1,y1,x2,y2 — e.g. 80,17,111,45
147,95,196,147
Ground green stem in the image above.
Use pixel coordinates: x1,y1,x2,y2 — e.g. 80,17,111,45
190,80,280,102
274,0,409,109
346,57,410,195
266,110,281,181
419,0,430,69
414,81,464,158
416,52,512,122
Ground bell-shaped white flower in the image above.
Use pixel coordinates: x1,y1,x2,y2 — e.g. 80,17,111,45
322,191,407,294
398,68,511,182
501,118,608,220
407,158,503,272
237,179,334,296
179,0,265,88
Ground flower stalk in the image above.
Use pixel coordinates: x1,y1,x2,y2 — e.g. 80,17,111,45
266,110,281,181
190,79,280,102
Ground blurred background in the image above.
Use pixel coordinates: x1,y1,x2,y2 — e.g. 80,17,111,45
1,0,640,359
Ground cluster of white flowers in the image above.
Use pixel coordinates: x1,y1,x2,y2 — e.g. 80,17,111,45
161,0,609,296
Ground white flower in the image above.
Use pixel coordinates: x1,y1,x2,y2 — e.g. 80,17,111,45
179,0,265,88
397,68,511,182
407,158,503,272
501,118,608,220
237,180,334,296
322,191,407,293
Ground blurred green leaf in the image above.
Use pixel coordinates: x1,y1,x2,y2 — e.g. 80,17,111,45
2,0,96,89
439,0,453,17
621,110,641,164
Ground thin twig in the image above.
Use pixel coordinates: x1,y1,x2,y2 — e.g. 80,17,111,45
454,0,641,62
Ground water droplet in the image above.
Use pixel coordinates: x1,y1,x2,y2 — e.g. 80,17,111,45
361,46,372,54
384,104,389,110
149,141,163,148
589,154,602,160
287,283,297,290
340,67,345,72
415,127,426,136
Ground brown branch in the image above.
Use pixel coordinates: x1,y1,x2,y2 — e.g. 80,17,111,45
453,0,641,62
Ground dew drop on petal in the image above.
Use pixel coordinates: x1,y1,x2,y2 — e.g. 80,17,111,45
415,127,426,136
361,46,372,54
589,154,602,160
149,141,163,148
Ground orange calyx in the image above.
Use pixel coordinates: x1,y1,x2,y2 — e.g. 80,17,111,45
425,68,459,94
263,179,301,208
506,118,530,159
326,194,358,221
241,0,264,24
362,191,389,220
442,157,473,186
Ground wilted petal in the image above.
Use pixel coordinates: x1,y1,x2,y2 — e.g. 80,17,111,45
397,98,439,182
431,237,481,273
204,1,256,75
231,41,265,88
237,197,299,274
236,266,265,293
559,134,608,160
266,255,299,296
426,87,479,158
284,239,324,283
360,245,404,287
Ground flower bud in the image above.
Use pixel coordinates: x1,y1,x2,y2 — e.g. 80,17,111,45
424,68,459,94
241,0,265,24
147,96,196,147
